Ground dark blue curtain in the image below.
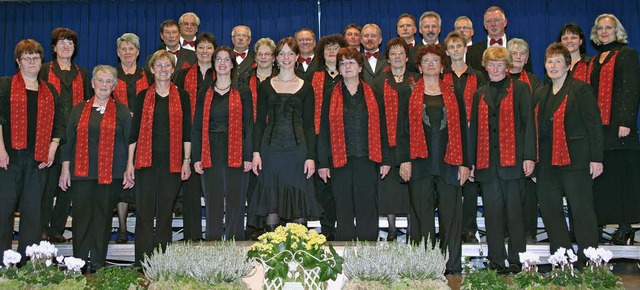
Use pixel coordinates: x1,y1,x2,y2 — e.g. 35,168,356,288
1,0,639,77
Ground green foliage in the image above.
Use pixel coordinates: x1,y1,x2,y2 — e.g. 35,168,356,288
512,270,546,289
581,265,624,290
89,266,146,290
147,276,248,290
0,261,87,288
460,269,509,290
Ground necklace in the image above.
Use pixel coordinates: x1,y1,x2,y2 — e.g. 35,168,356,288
256,69,271,77
393,74,404,81
215,82,231,91
424,85,441,95
277,75,297,82
326,67,337,76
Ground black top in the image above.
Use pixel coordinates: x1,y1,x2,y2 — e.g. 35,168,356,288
39,61,92,122
589,42,640,150
173,64,215,95
536,76,603,170
253,80,316,160
129,87,192,153
0,76,65,158
295,57,319,82
61,100,132,180
508,70,542,95
116,65,153,112
191,84,253,163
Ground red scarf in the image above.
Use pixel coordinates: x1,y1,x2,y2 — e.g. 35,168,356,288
48,62,84,106
200,87,243,168
311,71,325,135
587,50,618,125
517,70,532,91
551,95,571,166
75,97,117,184
476,79,516,169
443,72,477,124
408,78,464,164
113,69,149,106
572,61,588,82
329,81,382,168
383,78,399,147
10,73,55,162
249,75,258,122
134,84,183,173
184,64,216,122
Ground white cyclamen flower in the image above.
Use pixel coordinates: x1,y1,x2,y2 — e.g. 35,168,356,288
63,257,86,272
56,256,64,264
567,249,578,263
583,247,598,261
45,259,52,267
597,247,613,263
3,250,21,268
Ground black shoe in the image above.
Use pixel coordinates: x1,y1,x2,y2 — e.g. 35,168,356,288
115,231,128,244
462,232,479,244
611,230,634,245
386,230,397,241
508,263,522,274
48,233,67,243
486,261,509,274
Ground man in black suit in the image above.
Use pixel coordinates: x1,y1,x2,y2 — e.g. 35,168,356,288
360,23,387,84
418,11,442,46
454,16,475,47
153,19,197,70
295,28,318,81
396,13,419,72
467,6,533,78
232,25,255,82
178,12,199,51
343,24,362,51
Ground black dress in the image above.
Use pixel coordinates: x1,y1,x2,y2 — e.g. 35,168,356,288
589,42,640,224
250,80,321,220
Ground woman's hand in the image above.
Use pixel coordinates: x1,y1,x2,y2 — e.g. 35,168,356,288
303,159,315,179
523,160,535,177
181,160,191,180
58,162,71,191
244,161,252,172
39,140,59,169
380,165,391,179
124,162,135,186
590,162,603,179
122,173,135,189
318,168,330,183
399,162,412,182
0,146,9,170
194,161,204,175
458,166,470,186
252,153,262,176
618,126,631,138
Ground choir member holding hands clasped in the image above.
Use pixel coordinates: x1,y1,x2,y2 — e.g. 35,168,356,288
192,46,253,241
588,14,640,245
398,44,469,274
0,39,64,264
126,50,191,265
59,65,133,272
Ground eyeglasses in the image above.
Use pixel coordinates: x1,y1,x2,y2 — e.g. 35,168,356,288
154,62,173,69
389,51,405,57
455,26,473,31
94,78,115,85
233,34,250,40
56,40,74,46
339,60,358,67
297,38,314,43
20,56,41,63
484,18,504,25
256,52,273,57
181,22,198,27
421,58,440,65
215,58,232,63
324,45,340,52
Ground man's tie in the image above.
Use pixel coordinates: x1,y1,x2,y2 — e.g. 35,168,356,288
182,39,195,47
365,51,379,59
234,51,247,59
299,57,312,65
490,38,503,46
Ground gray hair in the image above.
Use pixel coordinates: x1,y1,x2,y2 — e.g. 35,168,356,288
179,12,200,26
420,11,441,27
92,65,118,83
590,13,628,45
116,33,140,50
507,38,530,56
454,16,473,29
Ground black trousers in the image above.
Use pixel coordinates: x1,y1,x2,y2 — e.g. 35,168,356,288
134,153,182,265
461,181,479,234
315,174,335,235
408,175,463,272
480,177,526,265
537,163,598,260
0,150,46,264
69,179,120,269
522,178,539,238
200,135,248,241
41,163,71,235
181,165,203,240
331,157,378,241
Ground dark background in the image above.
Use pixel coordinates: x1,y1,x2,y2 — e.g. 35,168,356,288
1,0,638,77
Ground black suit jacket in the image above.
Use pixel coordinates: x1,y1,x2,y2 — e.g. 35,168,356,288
295,56,319,82
233,51,255,82
149,44,197,71
467,39,533,80
469,78,536,181
361,53,388,85
535,77,603,171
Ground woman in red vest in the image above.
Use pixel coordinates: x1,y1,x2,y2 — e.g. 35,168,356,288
588,14,640,245
192,46,253,241
317,47,387,241
0,39,64,265
39,27,92,244
535,43,602,264
59,65,133,272
556,24,590,82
